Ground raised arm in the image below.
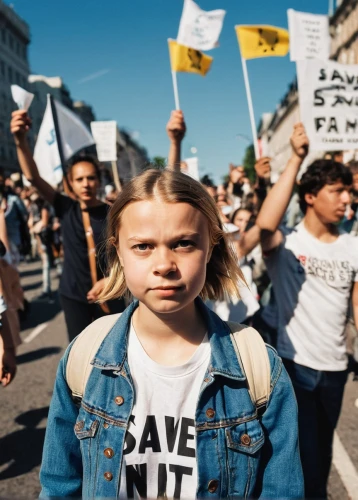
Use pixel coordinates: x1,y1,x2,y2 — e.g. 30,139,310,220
256,124,309,252
11,110,57,205
166,110,186,172
253,157,272,211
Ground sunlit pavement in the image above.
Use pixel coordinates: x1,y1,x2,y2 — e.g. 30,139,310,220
0,260,357,499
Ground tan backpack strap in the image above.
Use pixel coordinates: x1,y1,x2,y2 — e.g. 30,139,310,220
66,314,121,400
227,321,271,411
81,209,110,314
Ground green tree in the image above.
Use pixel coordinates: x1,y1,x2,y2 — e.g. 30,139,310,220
151,156,166,169
242,144,256,183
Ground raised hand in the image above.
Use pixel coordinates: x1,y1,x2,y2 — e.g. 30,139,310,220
291,123,309,160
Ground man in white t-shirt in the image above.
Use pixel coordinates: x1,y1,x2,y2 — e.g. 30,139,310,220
257,123,357,499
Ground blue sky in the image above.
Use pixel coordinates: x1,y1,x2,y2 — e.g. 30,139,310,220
8,0,330,181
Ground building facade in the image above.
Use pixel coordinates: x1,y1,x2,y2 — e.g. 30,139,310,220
0,0,30,173
73,101,96,130
330,0,358,64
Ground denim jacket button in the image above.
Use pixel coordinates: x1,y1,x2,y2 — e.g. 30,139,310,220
206,408,215,419
104,472,113,481
208,479,219,493
114,396,124,406
240,433,251,446
103,422,109,429
104,448,114,459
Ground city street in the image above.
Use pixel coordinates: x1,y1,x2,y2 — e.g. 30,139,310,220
0,260,357,498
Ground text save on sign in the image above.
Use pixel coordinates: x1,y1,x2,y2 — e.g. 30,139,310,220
297,59,358,151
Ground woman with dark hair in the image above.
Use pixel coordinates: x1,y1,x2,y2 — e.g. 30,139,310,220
11,110,124,342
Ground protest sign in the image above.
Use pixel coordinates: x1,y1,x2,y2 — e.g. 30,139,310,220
288,9,330,61
11,85,34,111
177,0,225,51
90,121,117,162
297,59,358,151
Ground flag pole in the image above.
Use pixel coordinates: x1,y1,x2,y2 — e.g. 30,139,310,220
49,94,66,173
111,160,121,192
171,70,181,110
240,56,260,159
49,94,73,196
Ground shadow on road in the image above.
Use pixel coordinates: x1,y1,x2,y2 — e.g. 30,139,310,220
22,281,43,292
17,347,62,365
19,267,42,279
0,407,49,480
20,294,62,330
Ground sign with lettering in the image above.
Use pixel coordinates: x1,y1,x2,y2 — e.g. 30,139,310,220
297,59,358,151
288,9,330,62
90,121,117,162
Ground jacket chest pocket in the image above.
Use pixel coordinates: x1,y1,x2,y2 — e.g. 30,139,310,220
225,419,265,498
74,410,101,496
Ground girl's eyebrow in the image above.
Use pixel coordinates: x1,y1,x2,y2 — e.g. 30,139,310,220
128,232,201,242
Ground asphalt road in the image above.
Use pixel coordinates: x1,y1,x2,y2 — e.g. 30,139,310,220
0,260,357,499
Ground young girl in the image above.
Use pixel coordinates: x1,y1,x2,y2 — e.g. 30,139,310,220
40,169,303,499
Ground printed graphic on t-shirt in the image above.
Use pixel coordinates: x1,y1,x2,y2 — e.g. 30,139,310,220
120,324,211,500
121,414,197,499
297,254,354,286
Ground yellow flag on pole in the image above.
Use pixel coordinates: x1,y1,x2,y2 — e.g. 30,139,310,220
235,25,289,59
168,39,213,76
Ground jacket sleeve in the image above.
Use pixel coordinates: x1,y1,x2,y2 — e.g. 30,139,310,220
256,348,304,499
39,346,82,498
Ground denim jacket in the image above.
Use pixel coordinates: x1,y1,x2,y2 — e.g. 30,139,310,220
40,300,303,498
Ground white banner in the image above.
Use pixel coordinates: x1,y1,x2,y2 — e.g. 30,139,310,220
177,0,226,51
34,96,95,186
288,9,330,62
11,85,34,111
297,59,358,151
90,121,117,162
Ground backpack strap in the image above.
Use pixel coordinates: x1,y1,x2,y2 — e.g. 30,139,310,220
66,314,271,413
66,314,121,402
227,321,271,413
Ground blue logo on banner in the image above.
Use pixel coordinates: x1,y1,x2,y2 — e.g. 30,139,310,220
46,129,56,146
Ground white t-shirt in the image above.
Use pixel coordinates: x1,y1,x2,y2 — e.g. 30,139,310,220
265,222,358,371
119,324,211,500
208,252,260,323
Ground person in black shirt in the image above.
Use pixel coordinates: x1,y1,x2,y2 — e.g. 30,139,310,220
11,110,124,342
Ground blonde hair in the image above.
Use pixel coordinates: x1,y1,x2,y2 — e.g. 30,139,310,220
99,169,245,303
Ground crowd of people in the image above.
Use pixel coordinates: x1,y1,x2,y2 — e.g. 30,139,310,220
0,107,357,499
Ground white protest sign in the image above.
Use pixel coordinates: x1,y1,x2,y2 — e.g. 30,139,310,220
90,121,117,162
181,157,199,180
288,9,330,62
11,85,34,111
177,0,226,51
297,59,358,151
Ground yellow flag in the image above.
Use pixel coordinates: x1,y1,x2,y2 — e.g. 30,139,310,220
235,25,289,60
168,39,213,76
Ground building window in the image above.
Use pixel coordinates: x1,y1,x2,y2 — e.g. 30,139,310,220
8,66,13,83
1,29,6,44
0,60,5,77
0,147,6,160
9,34,14,50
